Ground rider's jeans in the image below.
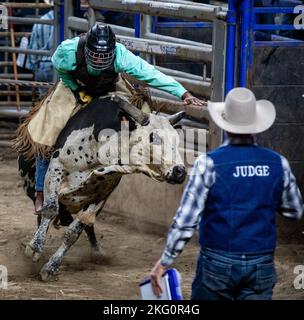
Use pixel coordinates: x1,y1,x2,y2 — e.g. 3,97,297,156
35,157,50,191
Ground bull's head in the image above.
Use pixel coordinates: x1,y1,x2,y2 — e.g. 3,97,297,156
115,96,186,184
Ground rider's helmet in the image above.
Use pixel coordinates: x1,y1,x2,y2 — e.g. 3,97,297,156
85,24,116,71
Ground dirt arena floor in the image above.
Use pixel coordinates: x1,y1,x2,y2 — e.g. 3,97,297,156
0,148,303,300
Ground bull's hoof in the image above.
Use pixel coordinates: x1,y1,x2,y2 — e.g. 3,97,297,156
39,266,59,282
24,244,42,262
91,246,103,265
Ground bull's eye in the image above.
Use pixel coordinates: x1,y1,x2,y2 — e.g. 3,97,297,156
150,132,162,145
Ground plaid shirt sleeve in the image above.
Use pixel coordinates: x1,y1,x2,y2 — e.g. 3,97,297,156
279,155,303,219
27,23,39,70
160,155,216,267
27,10,54,71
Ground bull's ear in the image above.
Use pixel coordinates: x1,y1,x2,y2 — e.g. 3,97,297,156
173,124,182,130
168,111,186,126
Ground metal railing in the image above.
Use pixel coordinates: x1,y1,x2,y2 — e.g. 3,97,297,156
226,0,304,89
0,1,59,118
0,1,61,148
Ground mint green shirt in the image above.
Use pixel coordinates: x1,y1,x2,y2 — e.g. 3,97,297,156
51,37,187,99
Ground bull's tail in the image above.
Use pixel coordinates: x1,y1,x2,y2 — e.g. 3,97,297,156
11,84,58,160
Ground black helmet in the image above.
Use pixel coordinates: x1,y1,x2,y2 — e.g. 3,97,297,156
85,24,116,71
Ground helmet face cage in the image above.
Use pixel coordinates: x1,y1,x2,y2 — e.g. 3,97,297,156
85,46,115,71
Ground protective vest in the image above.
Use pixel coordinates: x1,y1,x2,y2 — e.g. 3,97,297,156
199,144,284,253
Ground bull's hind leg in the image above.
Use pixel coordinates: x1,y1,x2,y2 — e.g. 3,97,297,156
39,218,84,281
84,225,103,264
25,216,53,262
83,200,111,264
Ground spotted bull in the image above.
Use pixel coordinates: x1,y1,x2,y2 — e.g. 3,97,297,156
23,94,186,281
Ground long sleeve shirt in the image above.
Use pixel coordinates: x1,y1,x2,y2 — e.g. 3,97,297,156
51,37,187,98
27,10,54,71
160,140,304,267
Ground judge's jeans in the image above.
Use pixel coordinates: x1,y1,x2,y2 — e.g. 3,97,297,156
191,248,276,300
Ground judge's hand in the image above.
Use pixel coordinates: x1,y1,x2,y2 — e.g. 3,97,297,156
150,259,167,298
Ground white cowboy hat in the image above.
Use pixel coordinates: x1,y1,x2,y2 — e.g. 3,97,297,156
208,87,276,134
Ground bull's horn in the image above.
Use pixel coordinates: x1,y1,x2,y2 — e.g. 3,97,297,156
168,111,186,125
113,95,150,126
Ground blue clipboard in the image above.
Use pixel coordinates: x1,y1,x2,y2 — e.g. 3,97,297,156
139,268,183,300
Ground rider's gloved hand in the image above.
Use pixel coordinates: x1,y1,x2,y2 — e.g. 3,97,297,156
73,88,93,105
79,91,93,104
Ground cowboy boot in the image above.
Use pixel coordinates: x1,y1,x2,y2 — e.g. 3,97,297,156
35,191,44,215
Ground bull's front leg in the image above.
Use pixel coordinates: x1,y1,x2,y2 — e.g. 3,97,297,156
25,157,65,261
25,216,53,262
42,156,65,218
39,218,84,281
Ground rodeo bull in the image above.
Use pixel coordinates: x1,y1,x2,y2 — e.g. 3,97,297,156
20,94,186,281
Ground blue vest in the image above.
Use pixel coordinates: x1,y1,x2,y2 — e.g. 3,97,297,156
199,144,284,253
